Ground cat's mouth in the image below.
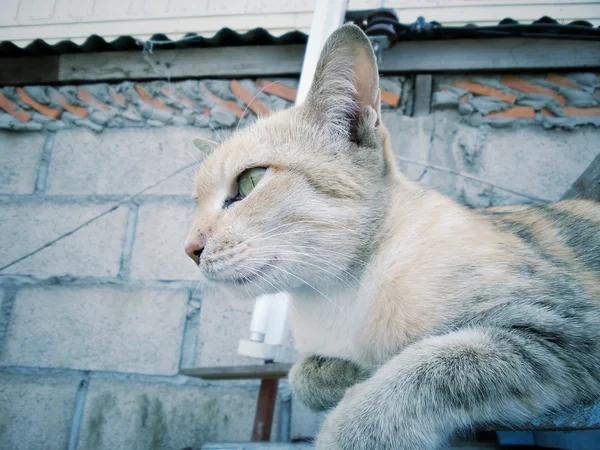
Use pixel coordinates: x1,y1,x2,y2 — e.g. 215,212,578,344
203,260,275,286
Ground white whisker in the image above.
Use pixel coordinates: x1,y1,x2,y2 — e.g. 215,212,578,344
259,262,340,310
235,81,276,132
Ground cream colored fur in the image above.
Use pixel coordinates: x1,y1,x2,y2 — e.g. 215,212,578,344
187,24,600,450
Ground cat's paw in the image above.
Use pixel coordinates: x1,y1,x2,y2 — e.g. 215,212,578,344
315,381,440,450
315,383,389,450
288,356,372,412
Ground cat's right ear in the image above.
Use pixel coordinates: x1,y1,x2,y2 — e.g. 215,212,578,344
193,137,219,156
304,24,381,143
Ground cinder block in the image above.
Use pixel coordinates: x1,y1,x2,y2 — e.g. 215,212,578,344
0,285,187,375
429,110,600,202
46,127,211,195
196,288,259,367
194,289,299,367
0,131,45,194
419,165,536,208
0,373,81,450
0,200,127,277
130,200,200,280
384,111,434,167
78,378,258,450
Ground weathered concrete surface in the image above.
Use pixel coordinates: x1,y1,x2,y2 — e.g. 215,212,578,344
433,74,600,129
0,132,46,194
0,286,187,375
46,127,209,196
0,201,128,277
384,112,433,168
388,110,600,207
418,167,536,208
430,110,600,203
78,379,258,450
195,288,259,368
0,78,300,132
0,373,81,450
1,72,599,450
130,200,199,280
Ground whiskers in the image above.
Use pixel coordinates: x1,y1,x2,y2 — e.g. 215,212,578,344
258,261,341,310
234,81,277,132
195,218,369,312
236,263,303,321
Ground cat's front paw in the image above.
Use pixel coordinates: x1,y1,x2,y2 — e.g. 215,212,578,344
315,381,441,450
289,356,372,412
315,384,392,450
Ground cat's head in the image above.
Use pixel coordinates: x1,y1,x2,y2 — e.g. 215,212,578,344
185,24,397,297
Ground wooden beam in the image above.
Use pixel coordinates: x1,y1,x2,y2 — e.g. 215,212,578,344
0,45,306,85
2,38,599,86
0,55,59,85
203,444,314,449
179,363,292,380
380,38,600,73
59,45,306,83
561,152,600,201
252,378,279,441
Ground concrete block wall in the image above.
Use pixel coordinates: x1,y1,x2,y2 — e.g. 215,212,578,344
1,73,599,449
0,123,274,449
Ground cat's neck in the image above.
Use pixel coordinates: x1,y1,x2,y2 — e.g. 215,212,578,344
290,175,437,365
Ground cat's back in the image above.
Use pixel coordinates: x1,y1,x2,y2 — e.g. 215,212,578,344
477,199,600,281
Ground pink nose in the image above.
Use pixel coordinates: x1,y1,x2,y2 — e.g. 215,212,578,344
185,237,205,265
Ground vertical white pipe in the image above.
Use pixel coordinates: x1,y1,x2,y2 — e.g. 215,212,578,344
296,0,349,106
249,295,271,342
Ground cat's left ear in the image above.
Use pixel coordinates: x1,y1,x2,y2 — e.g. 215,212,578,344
193,137,219,156
304,24,381,142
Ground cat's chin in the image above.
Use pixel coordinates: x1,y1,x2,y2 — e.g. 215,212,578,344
200,277,281,300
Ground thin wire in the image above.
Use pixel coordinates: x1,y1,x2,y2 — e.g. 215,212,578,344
0,163,195,272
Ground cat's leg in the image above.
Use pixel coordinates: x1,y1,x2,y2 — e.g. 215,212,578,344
288,356,373,412
316,327,596,450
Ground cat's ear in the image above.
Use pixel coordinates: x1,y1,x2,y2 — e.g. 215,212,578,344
305,24,381,142
193,137,219,156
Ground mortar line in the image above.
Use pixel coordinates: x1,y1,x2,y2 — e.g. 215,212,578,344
118,203,140,281
178,291,202,370
0,162,195,272
416,107,436,182
0,283,19,359
0,274,195,290
34,133,56,193
0,194,195,203
0,365,258,388
66,375,90,450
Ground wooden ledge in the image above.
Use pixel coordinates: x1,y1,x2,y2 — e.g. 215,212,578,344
180,363,292,380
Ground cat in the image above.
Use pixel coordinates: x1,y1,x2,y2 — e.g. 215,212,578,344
185,24,600,450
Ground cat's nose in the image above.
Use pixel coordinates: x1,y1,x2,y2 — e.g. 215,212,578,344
185,236,205,265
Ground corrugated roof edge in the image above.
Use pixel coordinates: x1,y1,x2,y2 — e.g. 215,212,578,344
0,27,309,57
2,16,599,58
360,15,600,42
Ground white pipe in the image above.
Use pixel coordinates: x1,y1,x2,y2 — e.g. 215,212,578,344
249,295,270,342
239,0,348,361
296,0,349,106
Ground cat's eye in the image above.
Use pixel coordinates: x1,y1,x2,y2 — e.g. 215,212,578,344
238,167,267,198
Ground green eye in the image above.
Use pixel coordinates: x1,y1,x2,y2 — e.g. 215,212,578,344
238,167,267,198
